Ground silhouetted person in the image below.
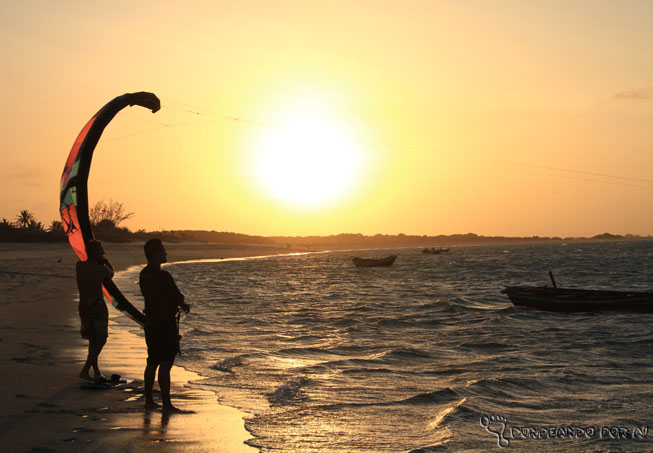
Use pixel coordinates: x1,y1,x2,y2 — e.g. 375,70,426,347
76,240,113,381
139,239,190,412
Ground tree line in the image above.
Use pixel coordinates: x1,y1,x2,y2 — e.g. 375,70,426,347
1,200,135,243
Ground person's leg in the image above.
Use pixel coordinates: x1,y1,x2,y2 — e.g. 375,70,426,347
144,330,162,409
79,334,106,379
158,360,175,410
144,359,160,409
91,334,107,378
79,340,94,380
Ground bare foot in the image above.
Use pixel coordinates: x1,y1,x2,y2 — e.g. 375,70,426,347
79,371,93,380
144,401,162,410
93,376,108,384
162,404,184,413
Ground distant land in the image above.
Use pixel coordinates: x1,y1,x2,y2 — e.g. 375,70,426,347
1,223,650,247
149,230,651,248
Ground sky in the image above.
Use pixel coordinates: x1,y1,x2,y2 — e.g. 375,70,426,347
1,0,652,237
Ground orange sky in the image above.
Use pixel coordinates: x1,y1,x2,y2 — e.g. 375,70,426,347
1,1,652,237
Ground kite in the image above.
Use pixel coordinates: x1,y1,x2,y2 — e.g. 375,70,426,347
60,92,161,326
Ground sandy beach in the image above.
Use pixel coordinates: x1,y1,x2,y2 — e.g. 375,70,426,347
0,241,301,452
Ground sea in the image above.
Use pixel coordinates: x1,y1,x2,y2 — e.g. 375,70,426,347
114,241,653,452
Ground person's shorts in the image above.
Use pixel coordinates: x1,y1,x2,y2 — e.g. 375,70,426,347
145,326,180,365
79,299,108,340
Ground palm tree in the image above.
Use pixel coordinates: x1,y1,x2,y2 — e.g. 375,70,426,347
48,220,64,233
15,210,35,229
28,219,45,232
0,218,13,232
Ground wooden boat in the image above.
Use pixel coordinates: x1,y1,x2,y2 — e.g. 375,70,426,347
352,255,397,267
502,286,653,312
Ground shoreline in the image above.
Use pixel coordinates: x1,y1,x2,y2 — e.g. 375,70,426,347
83,309,256,451
0,241,307,452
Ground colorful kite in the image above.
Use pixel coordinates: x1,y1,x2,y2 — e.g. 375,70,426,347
60,92,160,326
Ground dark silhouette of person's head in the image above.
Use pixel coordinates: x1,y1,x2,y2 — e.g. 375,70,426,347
86,240,105,261
144,238,167,264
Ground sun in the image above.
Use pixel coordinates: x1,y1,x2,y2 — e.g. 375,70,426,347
253,112,364,208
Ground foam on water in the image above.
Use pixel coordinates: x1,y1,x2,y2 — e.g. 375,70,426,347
115,241,653,452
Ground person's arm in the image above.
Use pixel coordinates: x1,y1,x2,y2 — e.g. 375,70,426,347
75,261,83,285
164,272,190,313
101,261,114,280
100,258,114,272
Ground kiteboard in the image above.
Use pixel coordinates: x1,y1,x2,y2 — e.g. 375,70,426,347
80,374,132,390
60,92,161,328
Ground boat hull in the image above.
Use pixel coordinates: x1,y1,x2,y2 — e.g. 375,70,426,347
503,286,653,312
352,255,397,267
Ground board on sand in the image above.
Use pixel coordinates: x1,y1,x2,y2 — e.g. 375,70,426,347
80,375,132,390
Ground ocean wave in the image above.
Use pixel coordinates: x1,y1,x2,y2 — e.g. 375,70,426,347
330,316,360,327
463,376,543,399
377,347,434,359
603,337,653,347
304,357,386,370
415,301,445,311
408,445,450,452
210,354,248,373
303,387,462,412
459,341,512,350
292,347,435,371
267,378,309,405
342,367,402,375
186,327,216,337
400,388,461,405
375,318,415,328
274,346,337,357
328,344,383,354
414,318,443,327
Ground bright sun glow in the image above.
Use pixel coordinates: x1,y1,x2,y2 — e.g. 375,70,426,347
253,113,364,208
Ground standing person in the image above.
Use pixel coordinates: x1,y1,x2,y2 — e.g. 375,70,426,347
76,240,113,381
139,239,190,411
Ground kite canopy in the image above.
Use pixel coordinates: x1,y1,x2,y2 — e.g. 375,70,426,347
60,92,160,326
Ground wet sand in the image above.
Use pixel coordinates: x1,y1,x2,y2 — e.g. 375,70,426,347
0,241,301,452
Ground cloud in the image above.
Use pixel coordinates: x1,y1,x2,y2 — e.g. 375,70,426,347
611,86,653,101
1,166,43,187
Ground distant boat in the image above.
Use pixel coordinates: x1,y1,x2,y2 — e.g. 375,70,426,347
502,272,653,312
422,247,449,255
502,286,653,312
352,255,397,267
